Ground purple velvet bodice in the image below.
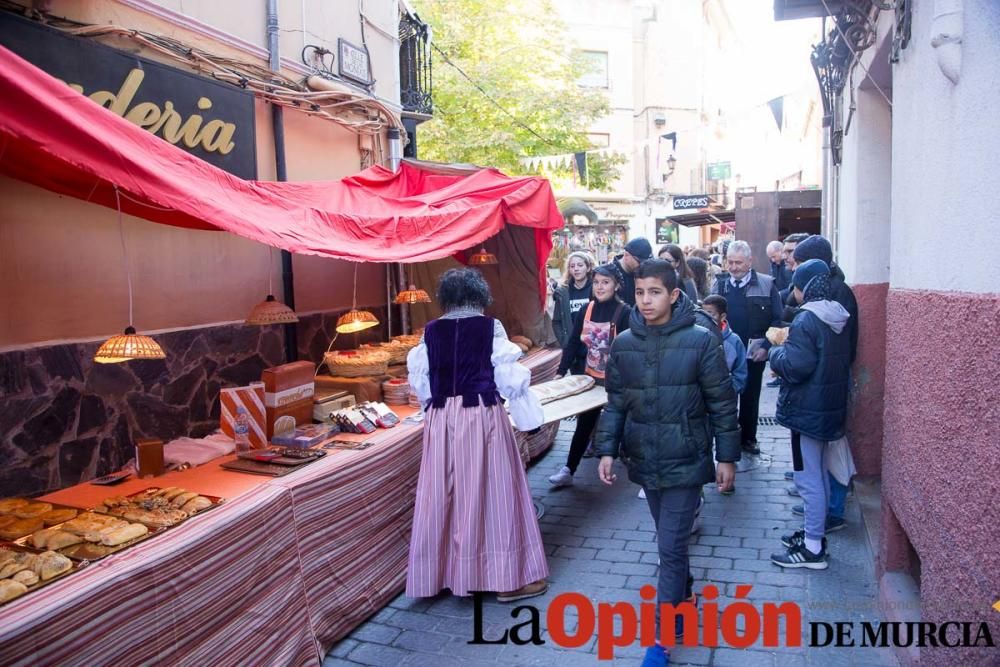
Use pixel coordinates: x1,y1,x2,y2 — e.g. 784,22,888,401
424,315,500,409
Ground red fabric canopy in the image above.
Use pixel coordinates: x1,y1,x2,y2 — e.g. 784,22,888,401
0,45,561,297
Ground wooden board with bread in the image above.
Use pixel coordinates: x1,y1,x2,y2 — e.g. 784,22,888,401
0,543,83,606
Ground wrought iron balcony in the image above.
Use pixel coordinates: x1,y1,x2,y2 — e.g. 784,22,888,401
399,9,432,116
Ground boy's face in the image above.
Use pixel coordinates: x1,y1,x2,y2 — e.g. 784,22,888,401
702,303,724,326
635,277,678,326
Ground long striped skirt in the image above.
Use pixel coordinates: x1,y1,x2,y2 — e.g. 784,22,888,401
405,397,549,597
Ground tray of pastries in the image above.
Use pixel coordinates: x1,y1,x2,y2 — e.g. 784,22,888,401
0,497,84,541
0,543,80,606
16,511,158,561
90,487,223,529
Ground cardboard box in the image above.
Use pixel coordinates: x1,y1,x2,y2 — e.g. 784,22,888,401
261,361,316,438
220,383,268,449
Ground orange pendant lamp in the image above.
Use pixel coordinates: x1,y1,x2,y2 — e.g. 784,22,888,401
468,245,498,265
394,266,432,304
94,188,166,364
336,264,380,334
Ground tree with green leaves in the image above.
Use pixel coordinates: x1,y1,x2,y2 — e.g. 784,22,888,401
411,0,624,191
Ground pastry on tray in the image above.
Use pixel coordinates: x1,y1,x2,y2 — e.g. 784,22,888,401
0,498,29,514
0,579,28,603
0,518,44,541
13,502,53,519
39,508,78,526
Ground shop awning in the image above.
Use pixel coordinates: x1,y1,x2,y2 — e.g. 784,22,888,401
0,45,562,286
667,209,736,227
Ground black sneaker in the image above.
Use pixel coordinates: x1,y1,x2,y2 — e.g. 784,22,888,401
771,542,828,570
784,471,795,481
742,442,761,456
766,378,782,388
780,531,829,550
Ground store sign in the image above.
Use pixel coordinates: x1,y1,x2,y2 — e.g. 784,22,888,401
338,38,372,85
673,194,711,209
0,12,257,179
655,218,678,245
708,162,731,180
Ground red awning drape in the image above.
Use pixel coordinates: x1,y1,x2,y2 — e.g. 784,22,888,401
0,45,562,298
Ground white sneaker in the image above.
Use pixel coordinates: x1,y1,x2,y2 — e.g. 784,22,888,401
638,488,646,499
548,466,574,487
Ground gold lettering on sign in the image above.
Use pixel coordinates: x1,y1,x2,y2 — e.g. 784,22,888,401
65,68,239,157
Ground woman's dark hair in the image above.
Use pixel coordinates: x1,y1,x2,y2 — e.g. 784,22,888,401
634,259,678,291
689,247,710,261
687,256,711,299
436,268,493,312
657,243,693,283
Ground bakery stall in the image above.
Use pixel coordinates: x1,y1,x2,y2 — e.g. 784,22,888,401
0,51,576,665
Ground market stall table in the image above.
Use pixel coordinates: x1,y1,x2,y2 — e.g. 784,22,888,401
0,352,562,665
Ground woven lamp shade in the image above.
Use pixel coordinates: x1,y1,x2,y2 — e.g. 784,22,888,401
336,308,380,334
468,247,498,265
394,284,432,304
246,295,299,325
94,327,166,364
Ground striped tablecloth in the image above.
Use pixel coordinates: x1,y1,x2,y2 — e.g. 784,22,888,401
0,349,561,666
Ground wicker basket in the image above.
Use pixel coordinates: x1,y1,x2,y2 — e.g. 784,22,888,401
324,350,390,378
362,339,417,365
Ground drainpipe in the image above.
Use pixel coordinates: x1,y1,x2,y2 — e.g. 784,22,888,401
267,0,298,363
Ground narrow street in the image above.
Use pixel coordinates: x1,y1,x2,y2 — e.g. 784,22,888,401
326,383,898,666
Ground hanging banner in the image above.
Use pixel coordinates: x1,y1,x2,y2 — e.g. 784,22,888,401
655,218,679,245
0,11,257,179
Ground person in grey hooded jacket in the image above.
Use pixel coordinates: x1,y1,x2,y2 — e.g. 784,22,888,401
768,259,851,571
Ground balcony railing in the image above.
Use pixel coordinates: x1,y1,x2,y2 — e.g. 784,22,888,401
399,10,432,116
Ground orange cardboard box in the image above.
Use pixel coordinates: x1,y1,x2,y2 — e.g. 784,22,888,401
261,361,316,438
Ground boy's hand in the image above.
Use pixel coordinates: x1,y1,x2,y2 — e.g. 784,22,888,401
716,462,735,492
598,456,617,485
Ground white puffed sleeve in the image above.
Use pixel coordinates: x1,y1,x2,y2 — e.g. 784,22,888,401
491,320,544,431
406,342,431,407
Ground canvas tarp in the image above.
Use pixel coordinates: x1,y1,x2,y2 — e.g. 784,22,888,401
0,45,563,302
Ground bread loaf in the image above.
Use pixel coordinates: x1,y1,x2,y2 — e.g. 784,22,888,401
180,496,212,514
170,492,198,508
12,569,38,586
0,579,27,602
100,523,148,547
32,551,72,580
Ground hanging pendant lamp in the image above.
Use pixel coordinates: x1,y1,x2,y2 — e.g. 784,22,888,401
94,188,166,364
468,246,498,265
336,264,380,334
394,266,432,304
246,248,299,325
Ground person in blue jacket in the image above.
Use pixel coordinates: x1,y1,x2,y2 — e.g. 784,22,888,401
767,259,852,570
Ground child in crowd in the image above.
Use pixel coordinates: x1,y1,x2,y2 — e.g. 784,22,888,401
768,259,852,570
701,295,748,395
594,259,739,666
550,264,631,487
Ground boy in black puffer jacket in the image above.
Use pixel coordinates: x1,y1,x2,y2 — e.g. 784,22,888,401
594,260,740,664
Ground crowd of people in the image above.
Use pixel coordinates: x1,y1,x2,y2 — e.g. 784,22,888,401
401,232,859,666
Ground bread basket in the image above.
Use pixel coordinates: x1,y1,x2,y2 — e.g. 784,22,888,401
324,350,390,378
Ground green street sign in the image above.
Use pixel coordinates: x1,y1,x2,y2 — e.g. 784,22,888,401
708,162,731,180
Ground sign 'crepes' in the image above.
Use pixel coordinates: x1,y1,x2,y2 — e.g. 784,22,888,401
0,11,257,179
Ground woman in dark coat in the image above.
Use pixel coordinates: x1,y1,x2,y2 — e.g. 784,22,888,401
658,243,699,302
551,251,595,348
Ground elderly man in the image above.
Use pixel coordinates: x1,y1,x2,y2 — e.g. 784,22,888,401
711,241,783,456
609,237,652,306
767,240,792,291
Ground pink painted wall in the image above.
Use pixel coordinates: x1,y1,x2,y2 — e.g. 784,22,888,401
882,288,1000,665
846,282,888,477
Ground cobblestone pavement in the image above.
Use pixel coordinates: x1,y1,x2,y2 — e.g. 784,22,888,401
326,385,897,666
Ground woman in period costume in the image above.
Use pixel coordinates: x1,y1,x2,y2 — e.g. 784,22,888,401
405,268,549,602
